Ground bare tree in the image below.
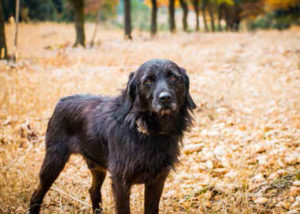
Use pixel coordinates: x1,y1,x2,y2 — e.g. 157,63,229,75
0,0,7,59
192,0,199,31
71,0,85,47
218,3,225,31
202,0,209,32
124,0,132,39
151,0,157,36
223,3,242,31
169,0,176,32
13,0,20,61
90,10,101,47
208,1,215,32
179,0,188,32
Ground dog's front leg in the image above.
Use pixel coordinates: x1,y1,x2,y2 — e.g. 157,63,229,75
112,176,131,214
144,172,169,214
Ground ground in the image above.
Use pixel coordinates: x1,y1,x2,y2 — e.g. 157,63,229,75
0,23,299,213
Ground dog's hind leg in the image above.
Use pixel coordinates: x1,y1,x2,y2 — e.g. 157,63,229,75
88,166,106,214
29,143,70,214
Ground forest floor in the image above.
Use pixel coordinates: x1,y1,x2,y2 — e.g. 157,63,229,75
0,23,300,213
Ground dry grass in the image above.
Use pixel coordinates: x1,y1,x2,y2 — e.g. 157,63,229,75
0,23,300,213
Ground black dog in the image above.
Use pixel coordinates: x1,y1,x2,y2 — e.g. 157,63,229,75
29,59,196,214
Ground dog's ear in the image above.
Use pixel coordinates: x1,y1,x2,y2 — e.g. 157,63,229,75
180,67,196,110
119,72,137,120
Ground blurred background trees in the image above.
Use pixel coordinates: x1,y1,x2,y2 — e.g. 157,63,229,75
1,0,299,30
124,0,132,39
0,0,299,47
169,0,176,32
71,0,85,47
179,0,188,31
150,0,157,35
0,0,7,59
192,0,200,31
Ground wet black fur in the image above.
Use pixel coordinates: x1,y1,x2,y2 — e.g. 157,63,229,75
29,59,196,214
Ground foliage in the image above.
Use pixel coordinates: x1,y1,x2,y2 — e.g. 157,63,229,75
2,0,299,31
264,0,300,10
56,0,74,22
132,0,151,31
1,0,118,22
248,3,300,30
84,0,118,22
216,0,234,5
117,0,151,31
144,0,180,8
22,0,58,21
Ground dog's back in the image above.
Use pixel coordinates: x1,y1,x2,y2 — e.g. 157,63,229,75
48,95,101,135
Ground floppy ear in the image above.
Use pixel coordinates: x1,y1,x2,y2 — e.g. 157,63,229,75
180,67,196,110
119,72,137,120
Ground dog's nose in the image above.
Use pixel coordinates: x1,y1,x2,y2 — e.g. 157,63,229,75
159,92,171,103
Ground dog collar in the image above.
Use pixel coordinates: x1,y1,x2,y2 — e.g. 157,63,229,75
136,119,168,136
136,119,149,135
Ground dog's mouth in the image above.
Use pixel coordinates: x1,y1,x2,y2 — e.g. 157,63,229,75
153,103,177,116
160,109,172,116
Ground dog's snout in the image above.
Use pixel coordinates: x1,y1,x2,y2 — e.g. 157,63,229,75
159,92,171,103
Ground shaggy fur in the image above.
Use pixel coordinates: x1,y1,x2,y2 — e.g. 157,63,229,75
29,59,196,214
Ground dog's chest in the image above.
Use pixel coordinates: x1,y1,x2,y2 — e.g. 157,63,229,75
109,135,179,184
132,144,173,183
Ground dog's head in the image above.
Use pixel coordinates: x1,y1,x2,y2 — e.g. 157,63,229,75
120,59,196,119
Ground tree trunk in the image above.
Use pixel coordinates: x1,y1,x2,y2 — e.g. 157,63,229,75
0,0,7,59
124,0,132,39
90,10,101,47
208,2,215,32
224,5,233,31
13,0,19,61
150,0,157,36
72,0,85,47
169,0,176,33
192,0,199,31
233,4,241,31
234,20,240,31
2,0,15,22
201,3,208,32
224,5,229,31
179,0,188,32
217,4,222,31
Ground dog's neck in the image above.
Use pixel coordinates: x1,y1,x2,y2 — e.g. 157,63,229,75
136,119,150,135
134,110,185,136
136,118,171,135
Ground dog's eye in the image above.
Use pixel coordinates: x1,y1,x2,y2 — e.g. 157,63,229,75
168,73,177,81
144,77,154,85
